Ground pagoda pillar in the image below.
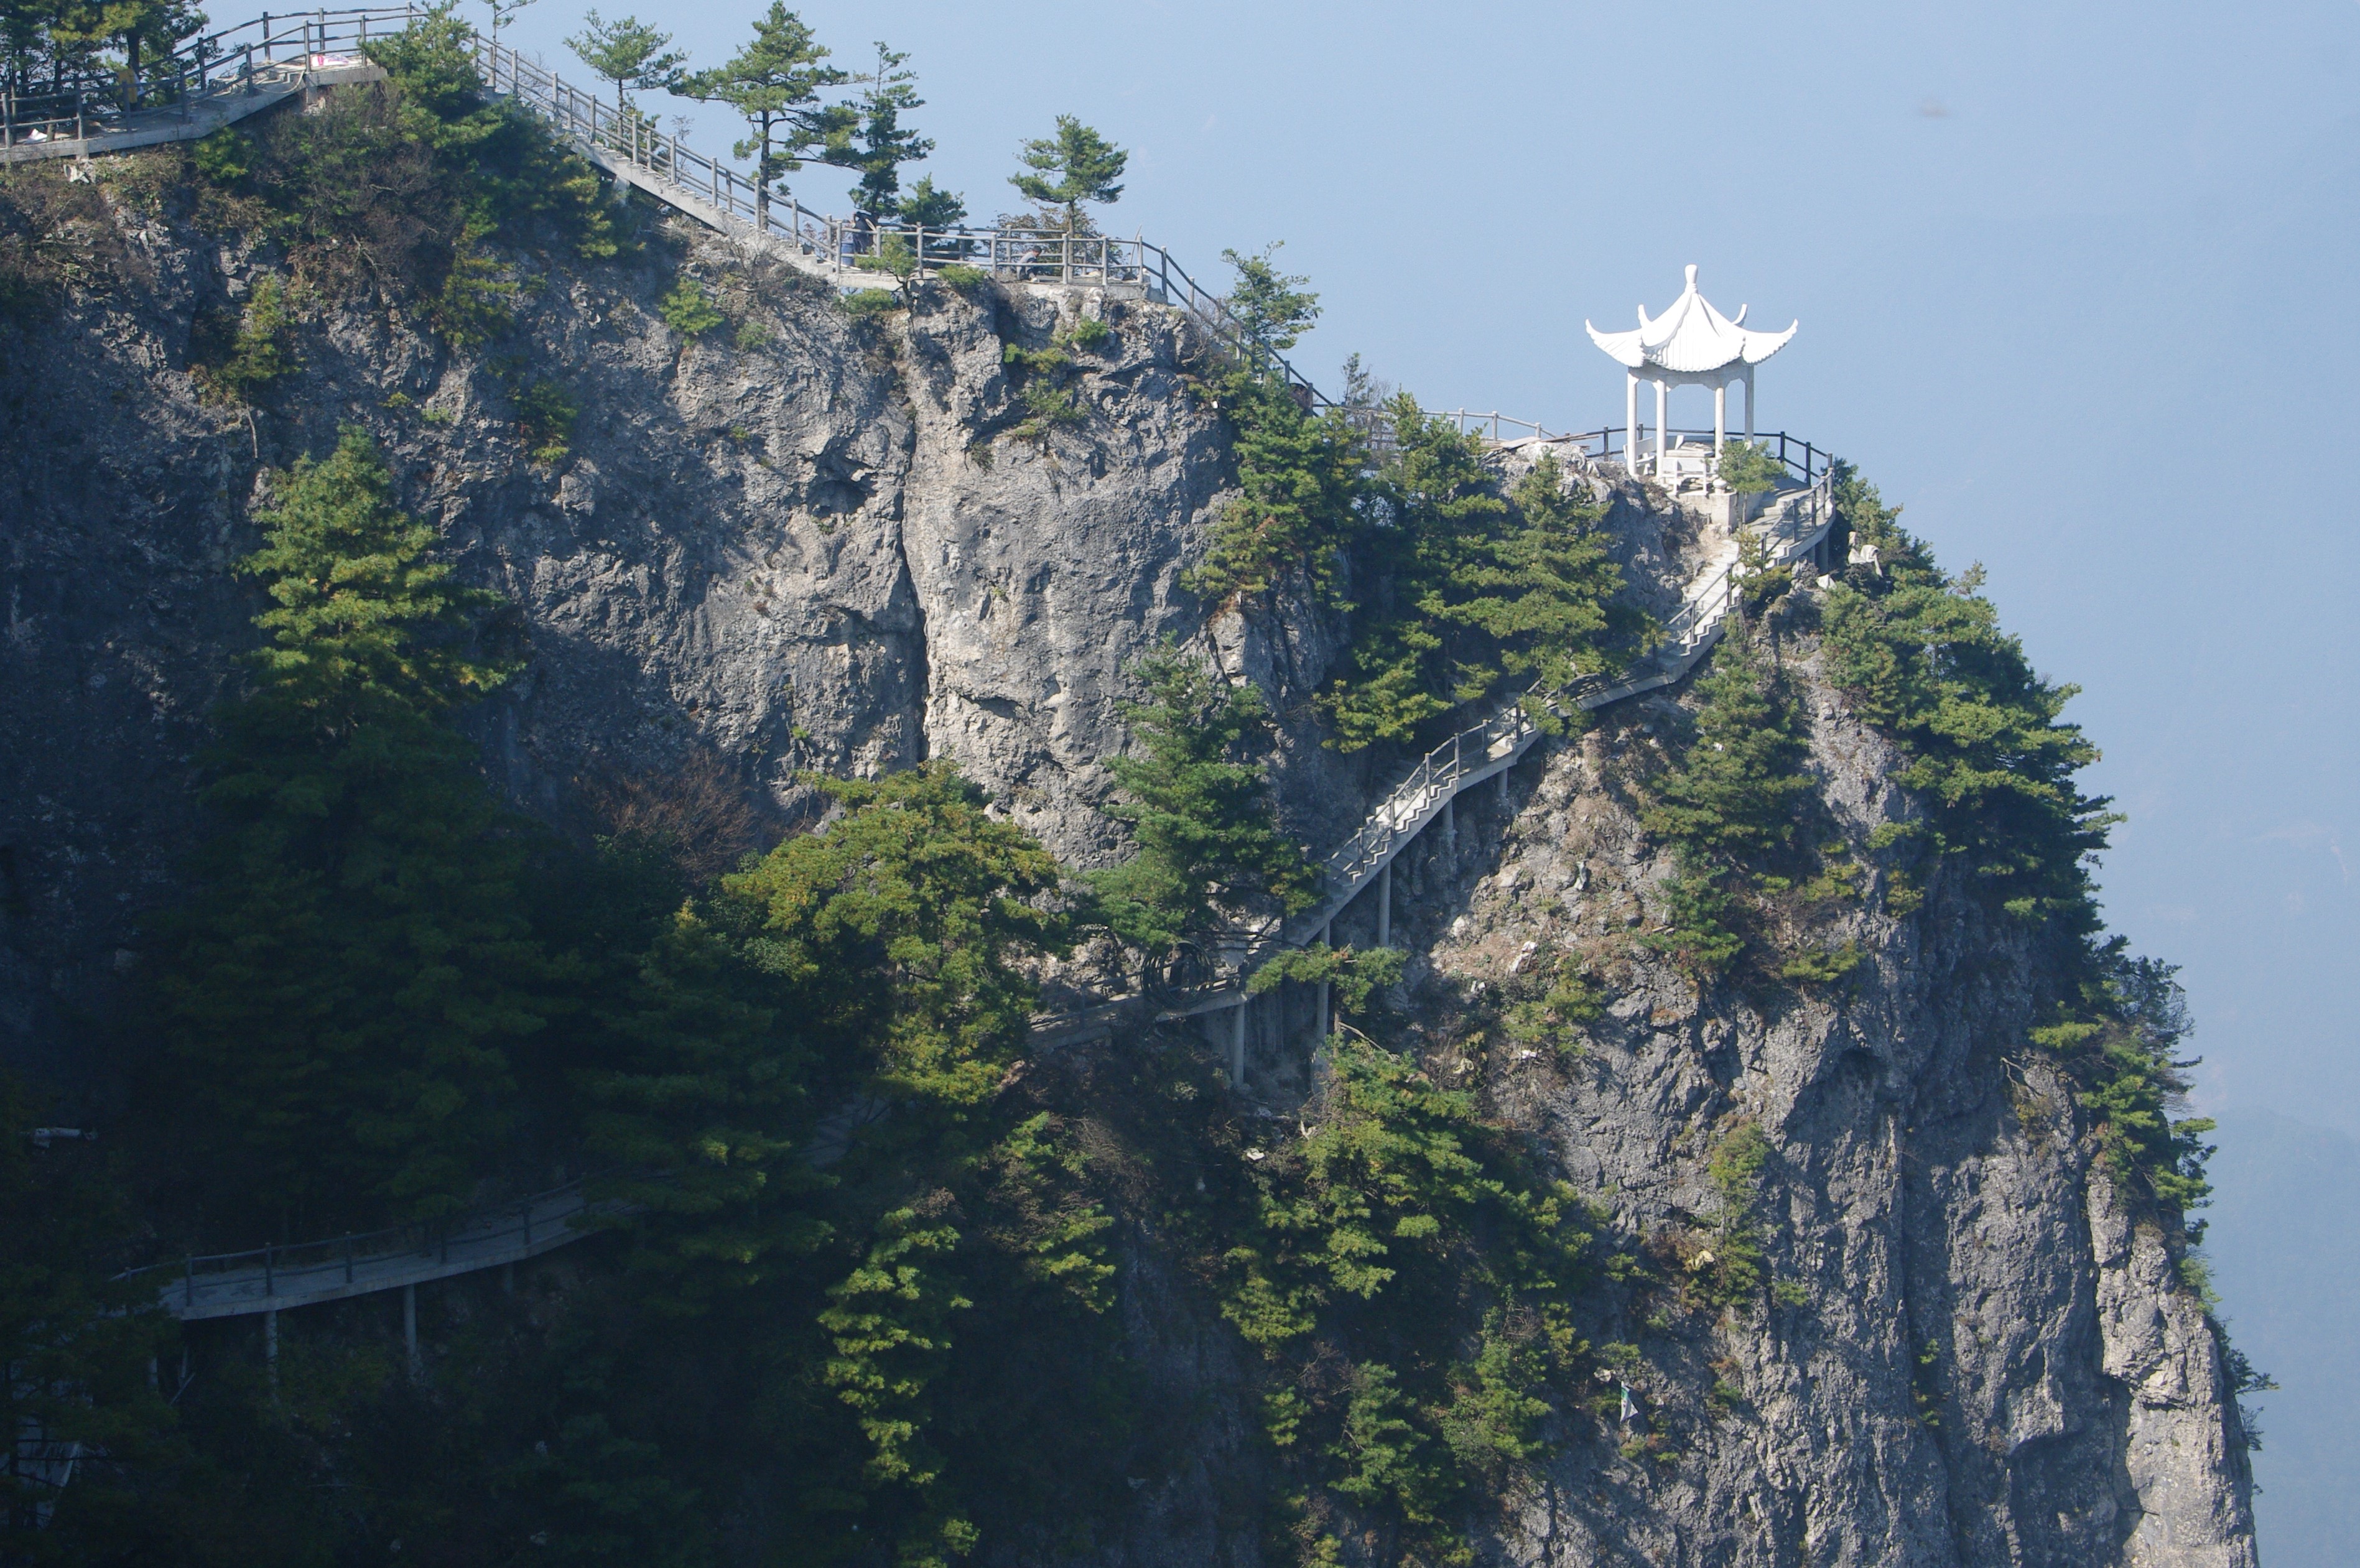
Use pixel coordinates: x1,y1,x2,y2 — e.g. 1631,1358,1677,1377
1714,381,1727,457
1625,372,1638,474
1653,379,1668,476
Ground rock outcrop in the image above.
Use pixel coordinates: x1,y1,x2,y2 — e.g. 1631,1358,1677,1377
0,162,2257,1565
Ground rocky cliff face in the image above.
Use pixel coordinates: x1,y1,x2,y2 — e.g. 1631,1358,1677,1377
0,162,2256,1564
1313,638,2260,1567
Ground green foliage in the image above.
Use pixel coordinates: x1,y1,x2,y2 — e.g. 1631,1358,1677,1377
1321,406,1635,750
723,763,1068,1113
1184,365,1367,606
1696,1120,1770,1305
898,174,969,230
1087,650,1316,955
514,378,578,464
1218,1032,1592,1559
819,1210,973,1487
189,124,253,185
1016,378,1084,432
1637,629,1832,978
842,284,899,318
1222,241,1321,351
167,14,620,350
2035,950,2217,1212
1642,631,1813,866
1819,462,2116,927
1638,870,1746,978
1498,952,1604,1052
0,1074,180,1557
935,261,987,289
567,893,825,1299
565,10,686,113
1715,439,1788,494
673,4,854,198
194,271,298,404
855,231,931,308
1248,942,1406,1014
657,274,725,336
996,318,1113,440
1778,939,1864,986
144,428,547,1233
1008,114,1127,233
845,42,933,218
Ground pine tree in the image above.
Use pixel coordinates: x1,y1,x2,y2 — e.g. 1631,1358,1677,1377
720,762,1068,1116
1221,241,1321,351
565,11,686,115
571,899,828,1302
1323,396,1507,748
146,429,555,1235
896,174,966,230
1444,452,1630,698
1008,115,1126,234
1640,629,1814,867
1182,368,1365,606
0,1073,179,1554
1085,651,1316,958
845,42,932,221
1321,410,1635,748
1636,629,1816,977
674,4,853,225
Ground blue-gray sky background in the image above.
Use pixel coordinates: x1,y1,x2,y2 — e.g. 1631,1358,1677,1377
493,1,2360,1554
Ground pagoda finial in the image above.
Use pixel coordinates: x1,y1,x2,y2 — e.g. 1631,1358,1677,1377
1684,262,1698,291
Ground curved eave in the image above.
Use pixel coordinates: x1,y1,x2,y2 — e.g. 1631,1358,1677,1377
1585,320,1646,368
1739,322,1799,364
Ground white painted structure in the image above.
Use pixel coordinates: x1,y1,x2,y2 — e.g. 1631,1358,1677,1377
1586,265,1796,481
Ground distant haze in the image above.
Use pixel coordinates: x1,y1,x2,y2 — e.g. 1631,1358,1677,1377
495,1,2360,1551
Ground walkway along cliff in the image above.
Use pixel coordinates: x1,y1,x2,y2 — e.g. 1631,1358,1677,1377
0,16,2260,1567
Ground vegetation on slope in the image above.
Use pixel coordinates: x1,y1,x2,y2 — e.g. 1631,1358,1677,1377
1188,266,1642,753
1086,647,1317,964
0,21,2259,1559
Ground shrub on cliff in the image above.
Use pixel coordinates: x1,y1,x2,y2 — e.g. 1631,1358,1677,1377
1217,1030,1594,1560
1321,402,1636,751
1088,650,1316,962
1818,462,2114,929
180,11,618,345
144,428,556,1234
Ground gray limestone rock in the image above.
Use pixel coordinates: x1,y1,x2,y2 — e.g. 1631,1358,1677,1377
0,169,2257,1565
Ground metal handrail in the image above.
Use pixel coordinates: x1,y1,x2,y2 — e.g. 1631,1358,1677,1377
128,1177,589,1312
1053,465,1844,1031
1,7,414,145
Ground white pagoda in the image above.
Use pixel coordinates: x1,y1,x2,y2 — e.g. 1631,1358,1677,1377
1586,264,1795,483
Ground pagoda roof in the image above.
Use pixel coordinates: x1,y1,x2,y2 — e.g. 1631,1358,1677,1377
1586,265,1796,374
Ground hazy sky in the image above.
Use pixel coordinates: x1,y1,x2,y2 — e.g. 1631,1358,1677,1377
488,0,2358,1538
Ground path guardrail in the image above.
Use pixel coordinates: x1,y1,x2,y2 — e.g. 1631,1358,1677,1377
1,6,412,147
463,30,1322,405
1026,465,1844,1046
128,1176,595,1320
